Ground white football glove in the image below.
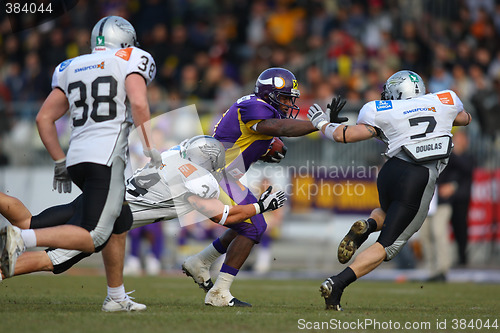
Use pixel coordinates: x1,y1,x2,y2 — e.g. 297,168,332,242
307,103,329,130
53,158,72,193
256,186,286,214
143,148,163,168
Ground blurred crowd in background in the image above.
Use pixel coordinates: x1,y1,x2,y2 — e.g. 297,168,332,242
0,0,499,274
0,0,500,167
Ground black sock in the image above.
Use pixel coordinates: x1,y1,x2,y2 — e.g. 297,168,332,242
332,267,357,289
366,218,378,233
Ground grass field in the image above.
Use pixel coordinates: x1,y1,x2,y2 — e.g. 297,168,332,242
1,274,499,333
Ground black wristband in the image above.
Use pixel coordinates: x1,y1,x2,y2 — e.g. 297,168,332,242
343,125,348,144
258,200,265,213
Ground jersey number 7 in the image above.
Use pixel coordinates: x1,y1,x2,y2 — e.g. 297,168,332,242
409,116,436,139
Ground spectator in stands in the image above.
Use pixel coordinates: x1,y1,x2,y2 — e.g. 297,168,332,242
447,129,474,266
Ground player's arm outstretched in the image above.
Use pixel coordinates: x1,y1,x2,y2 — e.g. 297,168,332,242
255,117,317,137
186,186,286,226
309,96,472,144
307,96,377,143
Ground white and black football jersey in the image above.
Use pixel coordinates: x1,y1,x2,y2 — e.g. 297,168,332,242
357,90,464,158
52,47,156,167
125,152,220,226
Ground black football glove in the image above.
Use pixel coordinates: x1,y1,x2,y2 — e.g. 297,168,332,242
327,96,348,123
260,138,287,163
257,186,286,213
267,144,287,163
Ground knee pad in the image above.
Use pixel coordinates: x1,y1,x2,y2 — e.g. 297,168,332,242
112,204,133,234
383,239,407,261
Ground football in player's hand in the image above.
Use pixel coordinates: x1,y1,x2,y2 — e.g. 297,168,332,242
259,137,287,163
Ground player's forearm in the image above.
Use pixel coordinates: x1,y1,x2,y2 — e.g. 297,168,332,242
36,90,68,161
321,123,375,143
189,196,260,226
133,112,153,149
223,205,258,225
257,118,318,137
279,119,318,136
319,123,345,142
36,116,66,161
127,74,153,149
453,110,471,126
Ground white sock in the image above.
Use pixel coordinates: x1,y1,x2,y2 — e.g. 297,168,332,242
212,272,235,292
20,229,36,249
107,284,126,302
197,244,222,266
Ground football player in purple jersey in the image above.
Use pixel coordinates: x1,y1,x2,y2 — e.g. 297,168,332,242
183,67,346,307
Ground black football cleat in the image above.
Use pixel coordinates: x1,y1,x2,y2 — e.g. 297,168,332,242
228,298,252,307
319,277,344,311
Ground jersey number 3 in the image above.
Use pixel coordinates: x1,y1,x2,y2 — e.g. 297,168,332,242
68,76,118,127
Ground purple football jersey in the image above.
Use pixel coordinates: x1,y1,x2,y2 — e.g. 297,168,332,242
213,94,281,175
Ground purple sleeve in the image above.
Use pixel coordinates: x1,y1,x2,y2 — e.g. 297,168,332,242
239,99,278,123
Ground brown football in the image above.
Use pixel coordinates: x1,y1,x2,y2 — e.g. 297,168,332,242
259,137,287,163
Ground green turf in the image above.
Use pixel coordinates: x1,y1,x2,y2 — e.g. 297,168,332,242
1,274,499,333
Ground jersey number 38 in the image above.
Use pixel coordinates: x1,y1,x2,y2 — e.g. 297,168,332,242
68,75,118,127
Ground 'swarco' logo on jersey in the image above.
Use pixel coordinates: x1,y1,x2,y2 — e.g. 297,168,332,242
403,107,436,115
74,61,105,73
179,163,198,178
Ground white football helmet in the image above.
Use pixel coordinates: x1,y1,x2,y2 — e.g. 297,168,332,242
381,70,426,100
91,16,139,50
182,135,226,176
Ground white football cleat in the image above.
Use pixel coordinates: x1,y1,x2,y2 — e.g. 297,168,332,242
205,288,252,307
101,291,147,312
0,225,26,278
182,255,213,292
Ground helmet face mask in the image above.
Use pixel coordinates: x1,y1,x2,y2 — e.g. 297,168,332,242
381,70,426,100
254,68,300,118
91,16,139,51
182,135,226,178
